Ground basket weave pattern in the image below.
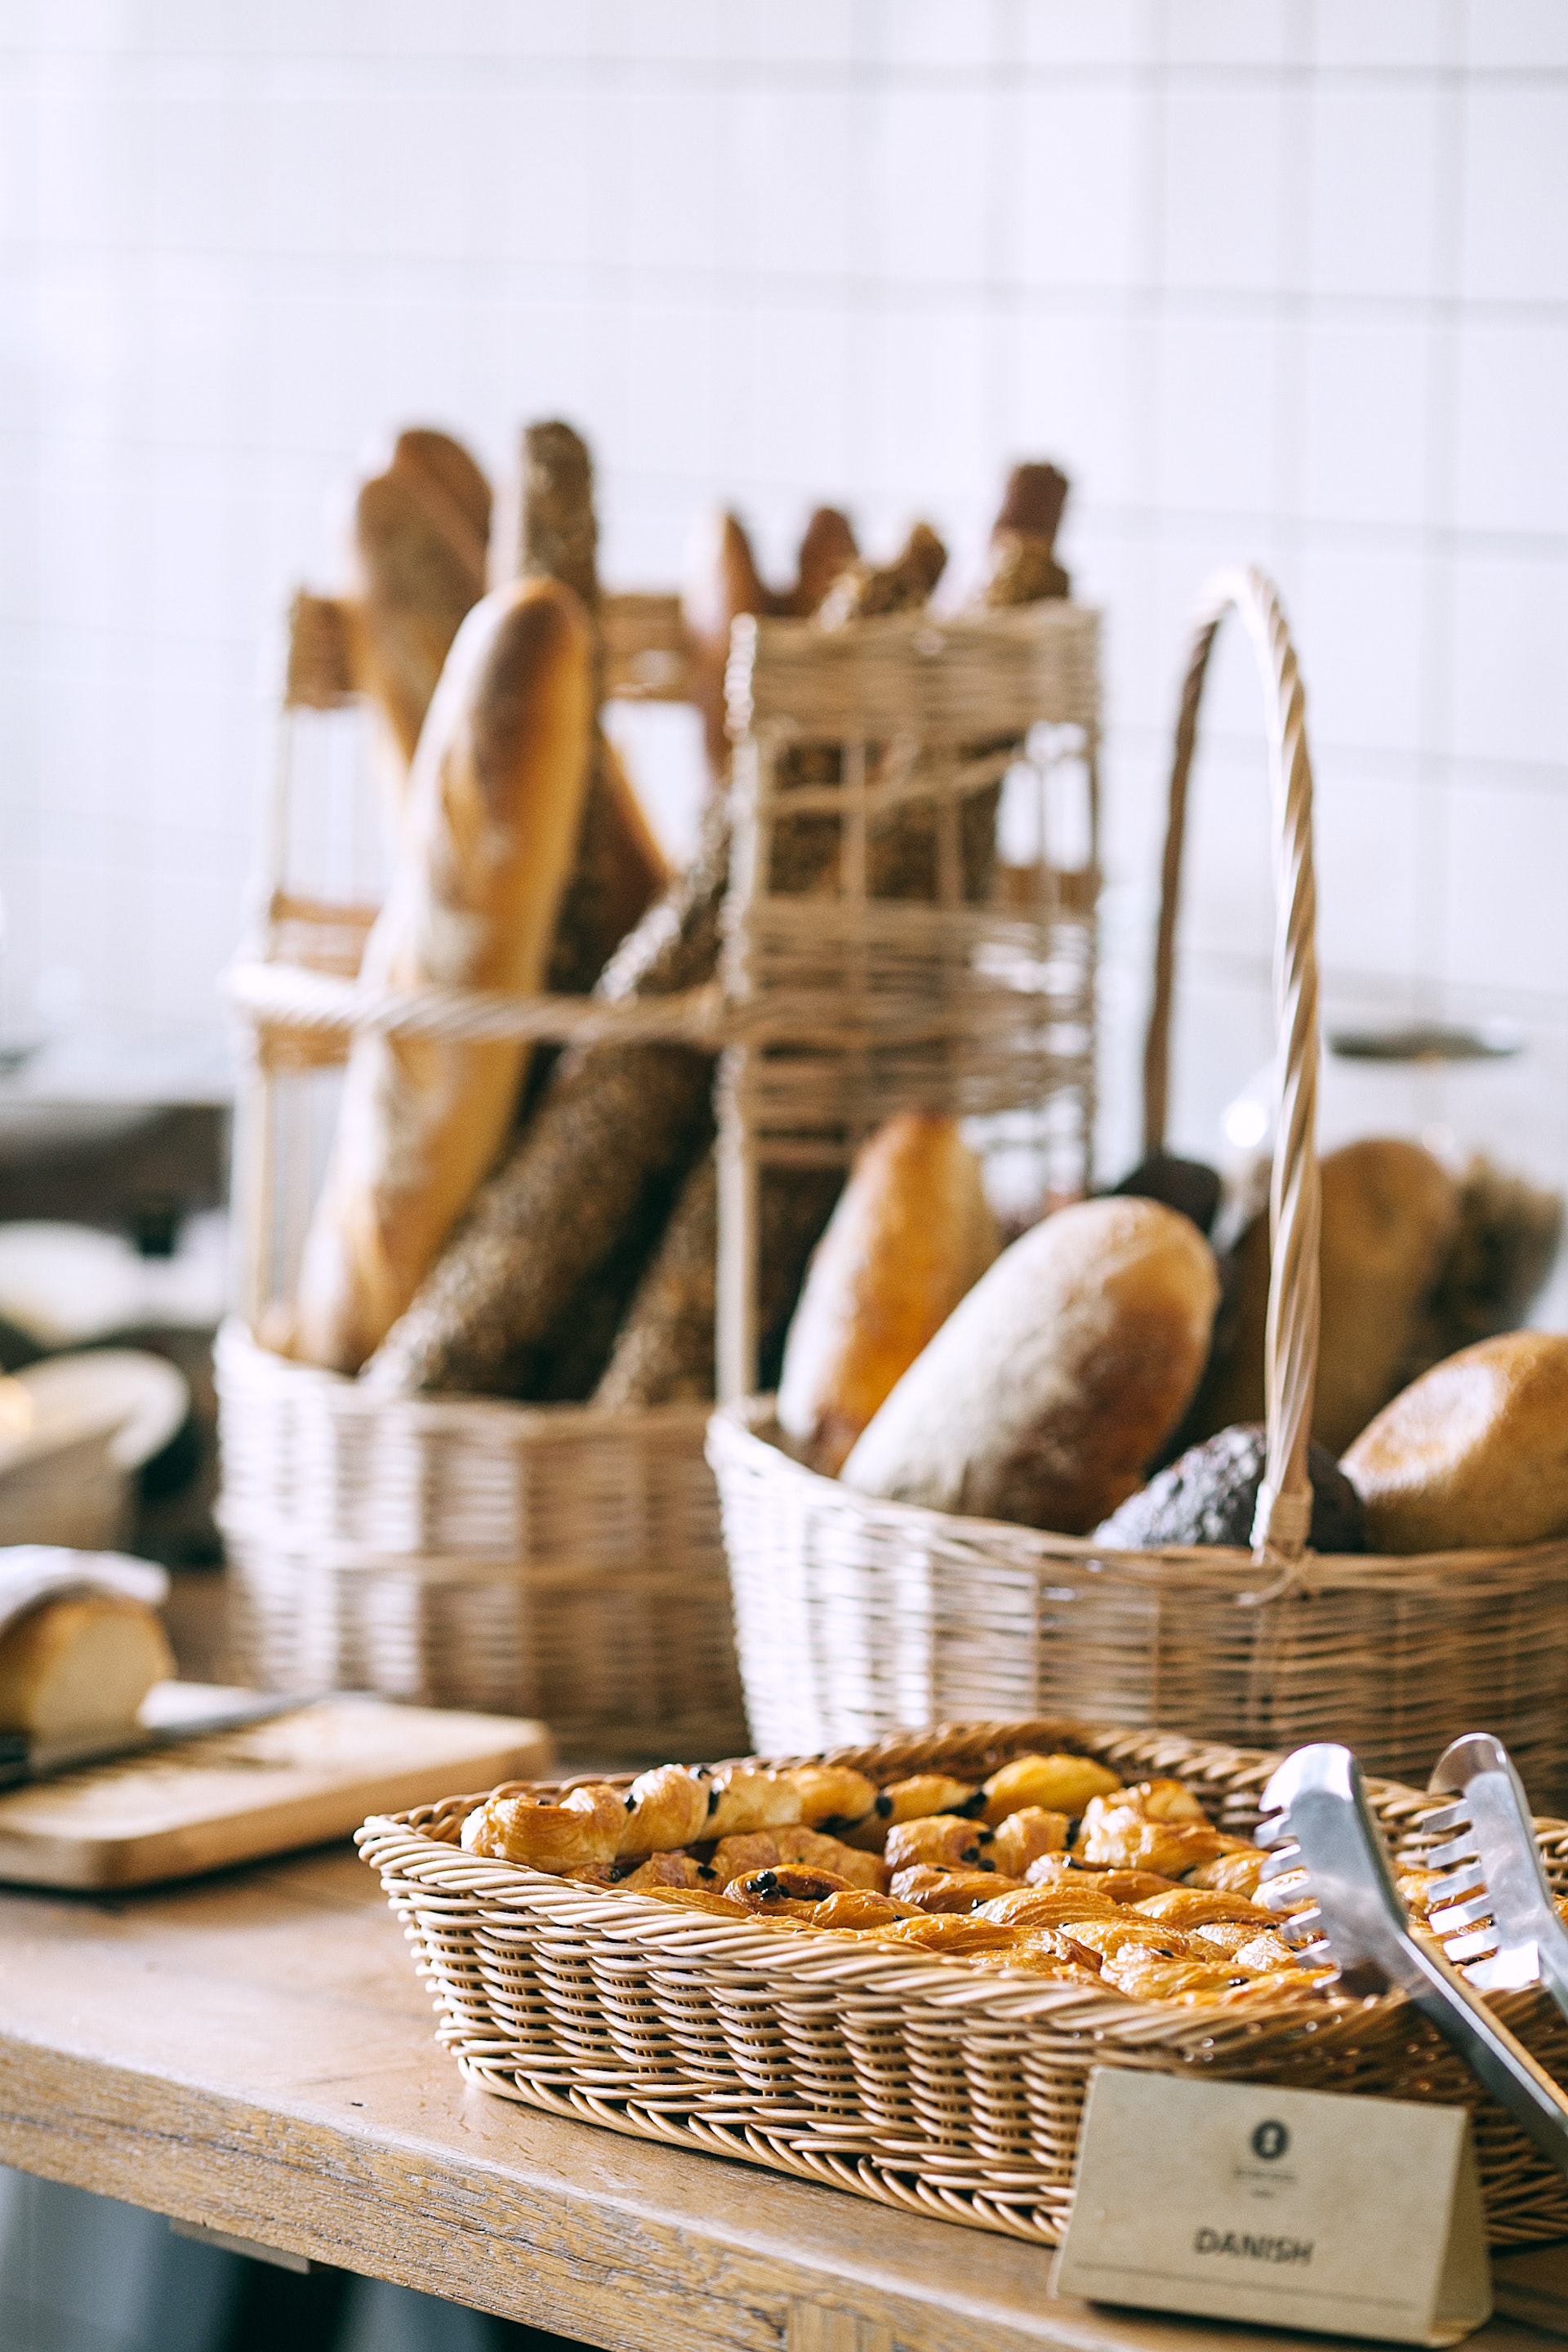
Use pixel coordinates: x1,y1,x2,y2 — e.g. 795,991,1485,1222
710,571,1568,1806
223,595,1100,1738
217,1322,745,1752
709,1400,1568,1793
360,1717,1568,2249
715,602,1099,1396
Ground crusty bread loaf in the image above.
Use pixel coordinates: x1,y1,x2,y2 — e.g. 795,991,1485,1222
976,461,1071,604
840,1196,1219,1534
777,1114,1000,1474
293,576,595,1372
684,507,858,777
590,1151,841,1409
1398,1156,1564,1382
1192,1138,1462,1456
501,419,668,997
0,1594,174,1738
1342,1330,1568,1553
362,796,728,1396
344,429,491,788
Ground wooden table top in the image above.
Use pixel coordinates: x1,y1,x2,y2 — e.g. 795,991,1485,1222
0,1840,1554,2352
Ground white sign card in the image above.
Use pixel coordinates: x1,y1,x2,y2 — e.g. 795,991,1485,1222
1053,2069,1491,2347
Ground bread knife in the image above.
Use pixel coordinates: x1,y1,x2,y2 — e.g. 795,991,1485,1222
0,1691,314,1789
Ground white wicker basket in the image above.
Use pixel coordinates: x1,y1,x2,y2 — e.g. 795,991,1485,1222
216,1322,742,1753
221,589,1101,1748
709,571,1568,1813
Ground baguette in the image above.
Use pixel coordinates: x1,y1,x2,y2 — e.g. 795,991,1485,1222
684,507,858,778
366,507,862,1403
293,577,595,1371
343,429,491,793
361,797,728,1396
508,419,668,996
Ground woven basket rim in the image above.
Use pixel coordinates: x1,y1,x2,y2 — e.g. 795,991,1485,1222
706,1396,1568,1596
359,1713,1562,2043
216,1318,717,1437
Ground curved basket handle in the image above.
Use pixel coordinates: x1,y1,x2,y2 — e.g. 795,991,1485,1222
1141,569,1322,1566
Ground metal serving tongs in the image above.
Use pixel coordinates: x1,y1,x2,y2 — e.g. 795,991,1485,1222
1422,1732,1568,2009
1257,1743,1568,2173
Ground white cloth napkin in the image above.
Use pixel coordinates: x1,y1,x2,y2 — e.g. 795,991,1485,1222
0,1545,168,1643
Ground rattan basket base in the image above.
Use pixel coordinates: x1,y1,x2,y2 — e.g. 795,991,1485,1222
363,1718,1568,2251
217,1321,747,1753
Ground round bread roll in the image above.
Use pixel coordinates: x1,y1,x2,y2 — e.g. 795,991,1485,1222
1341,1330,1568,1552
840,1196,1219,1535
777,1112,1000,1475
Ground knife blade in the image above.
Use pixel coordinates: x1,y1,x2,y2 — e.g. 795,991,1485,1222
0,1691,317,1789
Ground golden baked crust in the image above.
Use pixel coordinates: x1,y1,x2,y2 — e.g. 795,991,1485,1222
1342,1330,1568,1552
455,1751,1350,2011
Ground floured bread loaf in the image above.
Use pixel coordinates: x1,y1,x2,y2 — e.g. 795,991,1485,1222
841,1196,1219,1534
293,576,595,1371
1342,1330,1568,1552
777,1114,1000,1473
0,1594,174,1739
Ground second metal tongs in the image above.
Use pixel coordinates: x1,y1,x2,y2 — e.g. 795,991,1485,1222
1423,1731,1568,2011
1257,1742,1568,2174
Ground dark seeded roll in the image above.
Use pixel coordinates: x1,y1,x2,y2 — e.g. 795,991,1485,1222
1093,1423,1367,1554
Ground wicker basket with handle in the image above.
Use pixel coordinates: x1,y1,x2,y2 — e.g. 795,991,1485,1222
358,1715,1568,2250
708,571,1568,1803
220,592,1100,1748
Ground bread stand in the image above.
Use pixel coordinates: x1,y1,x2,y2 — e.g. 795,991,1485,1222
0,1843,1560,2352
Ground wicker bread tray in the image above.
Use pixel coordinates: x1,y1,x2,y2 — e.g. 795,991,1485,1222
359,1717,1568,2250
710,570,1568,1806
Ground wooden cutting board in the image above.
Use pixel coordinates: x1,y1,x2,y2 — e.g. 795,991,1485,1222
0,1686,551,1891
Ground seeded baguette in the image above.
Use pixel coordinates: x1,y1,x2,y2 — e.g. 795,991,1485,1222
360,800,728,1396
592,1151,841,1408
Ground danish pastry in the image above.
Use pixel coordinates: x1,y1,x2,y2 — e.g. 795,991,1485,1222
619,1764,713,1855
982,1753,1122,1824
706,1766,806,1840
710,1827,889,1895
619,1852,713,1893
884,1814,998,1873
844,1773,982,1849
462,1781,625,1871
788,1763,880,1829
889,1865,1024,1913
456,1747,1359,2013
729,1864,856,1913
988,1807,1070,1878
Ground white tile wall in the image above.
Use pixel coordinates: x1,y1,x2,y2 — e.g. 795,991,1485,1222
1,1,1566,1192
